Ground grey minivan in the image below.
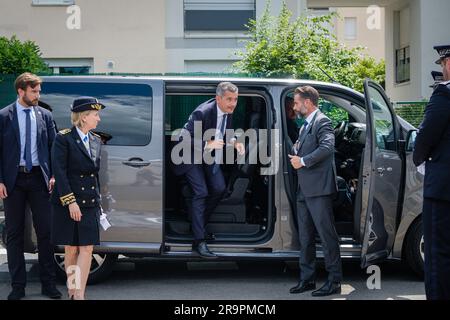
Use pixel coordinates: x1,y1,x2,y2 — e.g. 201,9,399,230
0,76,423,283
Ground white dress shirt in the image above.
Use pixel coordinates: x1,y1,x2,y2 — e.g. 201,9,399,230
16,100,39,166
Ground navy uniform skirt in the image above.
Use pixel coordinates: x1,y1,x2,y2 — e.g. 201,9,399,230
51,204,100,246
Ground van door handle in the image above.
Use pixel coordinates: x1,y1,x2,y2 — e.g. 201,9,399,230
377,167,393,175
122,158,151,168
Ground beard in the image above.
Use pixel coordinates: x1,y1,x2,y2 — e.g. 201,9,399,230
299,106,308,117
22,95,38,107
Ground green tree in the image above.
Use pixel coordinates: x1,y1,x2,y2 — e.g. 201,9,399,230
233,1,385,93
0,35,49,74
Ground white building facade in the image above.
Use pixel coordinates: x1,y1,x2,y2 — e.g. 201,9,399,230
1,0,449,102
308,0,450,102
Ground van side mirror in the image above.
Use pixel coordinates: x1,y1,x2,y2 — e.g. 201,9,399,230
405,129,417,152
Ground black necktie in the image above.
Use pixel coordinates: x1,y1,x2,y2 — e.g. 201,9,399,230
213,114,227,174
219,114,227,139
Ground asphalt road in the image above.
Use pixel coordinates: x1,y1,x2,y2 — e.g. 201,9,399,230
0,253,425,300
0,208,425,301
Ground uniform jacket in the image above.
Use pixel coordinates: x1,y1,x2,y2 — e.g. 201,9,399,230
50,127,102,208
294,110,337,198
413,81,450,201
170,98,234,176
0,102,56,192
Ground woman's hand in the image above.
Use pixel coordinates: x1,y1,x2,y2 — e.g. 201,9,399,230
68,202,82,222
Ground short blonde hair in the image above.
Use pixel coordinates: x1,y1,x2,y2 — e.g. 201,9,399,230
71,110,93,128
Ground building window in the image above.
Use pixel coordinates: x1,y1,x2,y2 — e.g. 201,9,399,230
32,0,74,5
53,66,90,75
344,17,357,40
396,46,410,84
44,58,93,75
184,0,255,32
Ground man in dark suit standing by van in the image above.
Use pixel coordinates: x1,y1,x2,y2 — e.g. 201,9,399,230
288,86,342,297
171,82,244,258
413,45,450,300
0,73,61,300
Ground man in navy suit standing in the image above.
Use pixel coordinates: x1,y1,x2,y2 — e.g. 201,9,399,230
171,82,245,258
0,73,61,300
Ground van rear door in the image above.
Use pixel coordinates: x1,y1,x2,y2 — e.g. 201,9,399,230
41,77,164,252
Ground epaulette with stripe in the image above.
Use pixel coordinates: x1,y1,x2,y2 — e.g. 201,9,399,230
59,128,71,135
90,131,100,138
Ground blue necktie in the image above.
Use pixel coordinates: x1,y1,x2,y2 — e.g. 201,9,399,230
23,109,33,172
83,135,91,156
293,120,308,155
213,114,227,174
299,120,309,139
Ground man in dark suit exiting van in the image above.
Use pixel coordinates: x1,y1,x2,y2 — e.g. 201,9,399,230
288,86,342,297
171,82,245,258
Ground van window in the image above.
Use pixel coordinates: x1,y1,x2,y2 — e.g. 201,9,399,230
41,82,152,146
367,86,396,151
165,95,247,134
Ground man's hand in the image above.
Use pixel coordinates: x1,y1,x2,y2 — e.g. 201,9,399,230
234,142,245,156
206,139,225,150
48,177,55,193
289,155,304,170
0,183,7,199
68,202,82,222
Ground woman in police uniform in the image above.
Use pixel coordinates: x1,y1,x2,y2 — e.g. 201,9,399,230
50,97,106,300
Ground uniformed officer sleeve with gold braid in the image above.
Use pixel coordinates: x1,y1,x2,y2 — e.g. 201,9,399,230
51,133,76,206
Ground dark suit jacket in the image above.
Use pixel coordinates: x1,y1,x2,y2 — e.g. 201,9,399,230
295,110,337,198
50,127,102,208
0,102,56,193
171,98,234,176
413,81,450,201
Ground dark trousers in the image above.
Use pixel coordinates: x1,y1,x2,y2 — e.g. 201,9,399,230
184,164,226,241
423,197,450,300
3,170,56,288
296,190,342,282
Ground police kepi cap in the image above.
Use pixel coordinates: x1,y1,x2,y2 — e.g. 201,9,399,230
71,96,106,113
434,45,450,64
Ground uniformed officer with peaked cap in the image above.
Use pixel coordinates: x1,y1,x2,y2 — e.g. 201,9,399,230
413,45,450,300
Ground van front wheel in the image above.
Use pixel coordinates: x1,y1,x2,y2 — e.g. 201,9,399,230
53,253,118,285
404,219,424,277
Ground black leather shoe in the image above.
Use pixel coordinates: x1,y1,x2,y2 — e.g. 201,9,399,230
7,287,25,300
311,281,341,297
192,241,217,259
289,280,316,294
42,285,62,299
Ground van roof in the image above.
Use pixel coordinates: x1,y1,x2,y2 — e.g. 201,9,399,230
41,75,362,96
